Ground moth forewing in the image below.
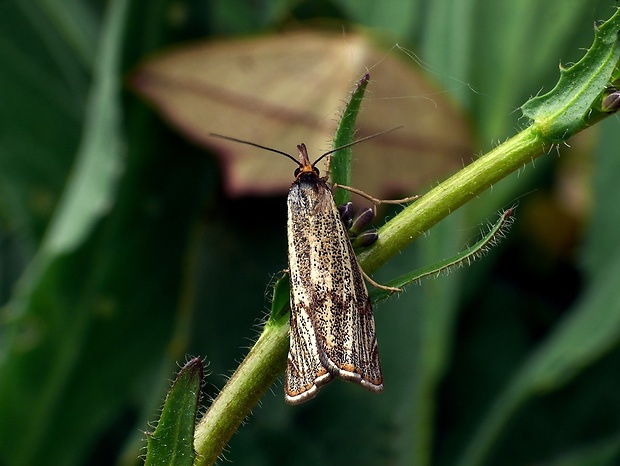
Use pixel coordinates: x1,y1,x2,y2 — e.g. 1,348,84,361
284,296,333,405
285,144,383,404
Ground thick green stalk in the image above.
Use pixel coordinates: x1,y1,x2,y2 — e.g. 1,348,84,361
193,319,289,466
358,126,546,272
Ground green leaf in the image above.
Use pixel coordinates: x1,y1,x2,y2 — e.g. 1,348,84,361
330,73,369,206
29,0,99,69
0,1,210,465
0,3,89,244
333,0,419,37
583,116,620,275
0,1,129,464
369,207,515,303
270,274,290,324
542,433,620,466
145,358,203,466
41,3,126,256
521,8,620,141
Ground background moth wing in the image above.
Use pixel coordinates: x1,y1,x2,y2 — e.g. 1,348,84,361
131,31,472,198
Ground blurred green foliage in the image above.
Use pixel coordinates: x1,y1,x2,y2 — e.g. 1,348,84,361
1,1,619,466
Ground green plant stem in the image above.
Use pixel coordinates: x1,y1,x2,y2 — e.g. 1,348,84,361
193,319,289,466
358,125,548,272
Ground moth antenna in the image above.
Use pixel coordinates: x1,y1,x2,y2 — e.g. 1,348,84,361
312,125,403,168
209,133,300,166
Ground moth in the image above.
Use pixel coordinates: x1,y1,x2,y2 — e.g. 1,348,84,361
210,132,393,404
284,142,383,404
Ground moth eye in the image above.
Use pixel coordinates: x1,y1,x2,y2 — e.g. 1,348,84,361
314,167,320,176
294,167,300,177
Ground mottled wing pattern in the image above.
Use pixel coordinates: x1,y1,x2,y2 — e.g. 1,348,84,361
285,176,383,403
285,299,332,404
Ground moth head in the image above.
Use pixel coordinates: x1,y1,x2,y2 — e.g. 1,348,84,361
208,127,402,181
294,143,320,179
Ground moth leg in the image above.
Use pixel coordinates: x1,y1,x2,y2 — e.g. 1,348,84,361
332,183,420,214
361,268,401,293
338,203,400,291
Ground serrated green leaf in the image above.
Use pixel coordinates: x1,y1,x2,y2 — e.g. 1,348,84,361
521,8,620,141
145,358,203,466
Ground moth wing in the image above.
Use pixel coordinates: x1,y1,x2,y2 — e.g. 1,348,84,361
285,300,332,405
286,178,383,401
307,191,384,392
315,253,384,393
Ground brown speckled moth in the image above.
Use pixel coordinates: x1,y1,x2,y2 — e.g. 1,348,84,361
210,133,390,404
283,142,383,404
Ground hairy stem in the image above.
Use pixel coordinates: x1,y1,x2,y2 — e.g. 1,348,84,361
358,126,547,272
194,319,289,466
192,125,552,466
